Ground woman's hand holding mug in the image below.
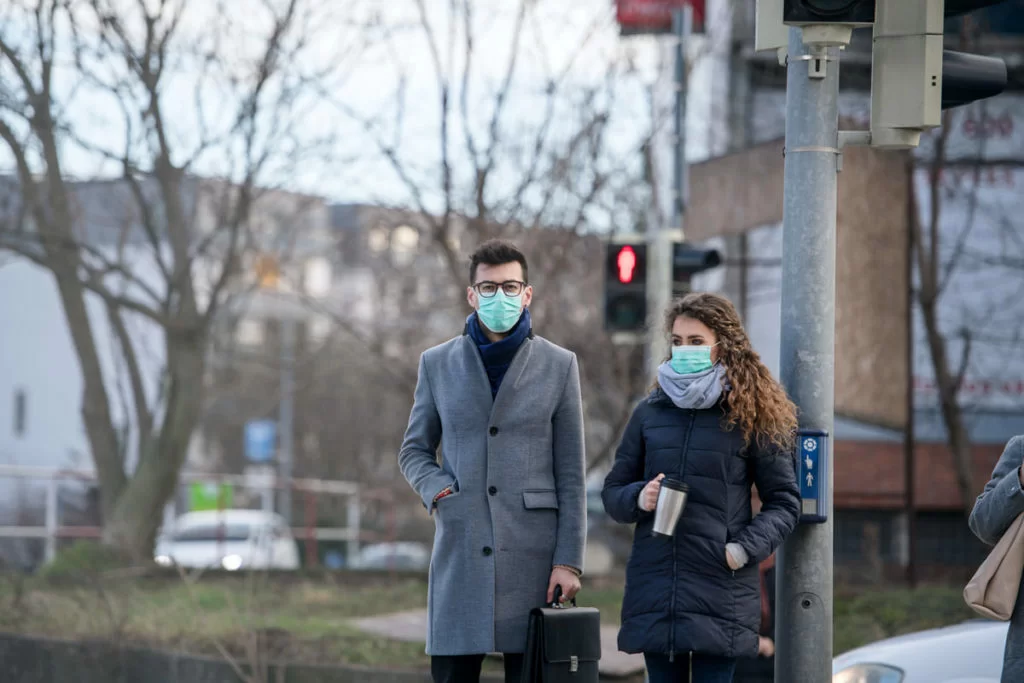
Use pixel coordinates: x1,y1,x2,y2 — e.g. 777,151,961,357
640,473,666,512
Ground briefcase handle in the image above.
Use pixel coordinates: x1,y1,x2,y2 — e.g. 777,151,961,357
550,584,577,609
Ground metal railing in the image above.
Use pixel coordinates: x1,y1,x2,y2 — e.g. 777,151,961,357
0,464,369,565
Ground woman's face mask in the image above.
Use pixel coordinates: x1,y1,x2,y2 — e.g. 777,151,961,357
669,344,718,375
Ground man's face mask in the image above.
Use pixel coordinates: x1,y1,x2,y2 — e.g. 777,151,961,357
475,282,525,333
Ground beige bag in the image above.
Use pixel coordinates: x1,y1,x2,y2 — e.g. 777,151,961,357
964,511,1024,621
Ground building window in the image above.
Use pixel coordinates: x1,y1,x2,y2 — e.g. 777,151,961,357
13,388,26,437
236,318,265,346
308,314,331,345
368,227,389,253
392,225,419,267
304,257,332,298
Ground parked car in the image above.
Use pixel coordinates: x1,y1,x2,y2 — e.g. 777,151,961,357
154,509,300,571
832,619,1008,682
348,542,430,571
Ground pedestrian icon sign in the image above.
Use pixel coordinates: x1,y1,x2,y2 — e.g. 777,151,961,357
797,429,829,524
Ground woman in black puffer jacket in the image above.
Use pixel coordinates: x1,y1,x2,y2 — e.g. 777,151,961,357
602,293,800,683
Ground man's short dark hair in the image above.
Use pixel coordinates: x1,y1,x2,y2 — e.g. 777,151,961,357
469,239,528,284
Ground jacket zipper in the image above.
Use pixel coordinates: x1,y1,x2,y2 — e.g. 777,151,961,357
669,410,698,662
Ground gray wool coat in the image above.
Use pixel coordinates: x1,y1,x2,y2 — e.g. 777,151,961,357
969,435,1024,683
398,331,587,656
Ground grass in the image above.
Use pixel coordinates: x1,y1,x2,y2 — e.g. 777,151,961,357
833,583,976,655
0,560,980,671
0,570,434,670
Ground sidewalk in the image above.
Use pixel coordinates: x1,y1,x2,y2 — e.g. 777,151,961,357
351,609,645,678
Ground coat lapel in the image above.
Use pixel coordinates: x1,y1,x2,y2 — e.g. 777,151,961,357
459,335,495,410
491,338,533,418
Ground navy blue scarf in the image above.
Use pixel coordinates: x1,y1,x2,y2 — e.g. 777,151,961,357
466,308,532,398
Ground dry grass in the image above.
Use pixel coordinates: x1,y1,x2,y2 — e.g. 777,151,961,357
0,571,433,669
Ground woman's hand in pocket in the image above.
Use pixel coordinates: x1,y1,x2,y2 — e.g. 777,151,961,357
639,474,665,512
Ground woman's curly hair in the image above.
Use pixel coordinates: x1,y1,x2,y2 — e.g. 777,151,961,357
662,292,798,453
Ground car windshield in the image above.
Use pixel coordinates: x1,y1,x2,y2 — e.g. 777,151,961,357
172,523,252,542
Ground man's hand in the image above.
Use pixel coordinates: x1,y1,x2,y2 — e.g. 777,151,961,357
639,473,666,512
547,566,582,604
758,636,775,658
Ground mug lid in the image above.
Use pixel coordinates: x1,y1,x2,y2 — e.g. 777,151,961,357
661,478,688,491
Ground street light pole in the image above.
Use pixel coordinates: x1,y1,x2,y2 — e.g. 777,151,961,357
645,4,691,381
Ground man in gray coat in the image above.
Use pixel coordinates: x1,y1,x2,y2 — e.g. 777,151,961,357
969,434,1024,682
399,239,587,683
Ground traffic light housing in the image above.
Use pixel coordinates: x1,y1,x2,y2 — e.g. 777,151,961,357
768,0,1012,148
870,0,1009,148
604,242,648,333
783,0,875,26
672,244,721,297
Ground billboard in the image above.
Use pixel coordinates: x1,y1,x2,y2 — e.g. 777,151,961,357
616,0,706,36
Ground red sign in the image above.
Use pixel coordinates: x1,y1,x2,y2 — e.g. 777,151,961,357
617,246,638,284
616,0,706,35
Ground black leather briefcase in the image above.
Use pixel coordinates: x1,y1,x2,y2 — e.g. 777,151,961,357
520,587,601,683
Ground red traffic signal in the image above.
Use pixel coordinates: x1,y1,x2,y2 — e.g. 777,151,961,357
617,246,638,284
605,241,647,334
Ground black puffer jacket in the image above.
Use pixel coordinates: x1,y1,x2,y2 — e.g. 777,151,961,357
601,389,799,659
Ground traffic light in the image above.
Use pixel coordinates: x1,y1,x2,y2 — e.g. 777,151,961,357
672,244,721,297
604,241,648,333
782,0,875,26
870,0,1009,148
762,1,1012,148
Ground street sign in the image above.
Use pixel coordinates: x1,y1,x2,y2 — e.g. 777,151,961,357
244,419,277,463
797,429,829,524
190,482,234,512
615,0,705,35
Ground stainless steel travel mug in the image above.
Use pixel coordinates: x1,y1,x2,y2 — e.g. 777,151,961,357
652,478,689,537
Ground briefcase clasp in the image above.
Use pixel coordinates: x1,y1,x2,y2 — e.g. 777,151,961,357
570,655,578,673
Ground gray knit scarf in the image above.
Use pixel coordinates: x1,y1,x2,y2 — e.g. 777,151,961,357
656,362,729,410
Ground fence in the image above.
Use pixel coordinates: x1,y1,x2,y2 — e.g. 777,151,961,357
0,464,379,566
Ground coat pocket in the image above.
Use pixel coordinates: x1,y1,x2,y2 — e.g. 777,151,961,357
523,489,559,510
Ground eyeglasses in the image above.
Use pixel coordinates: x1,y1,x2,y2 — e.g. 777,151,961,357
473,280,526,298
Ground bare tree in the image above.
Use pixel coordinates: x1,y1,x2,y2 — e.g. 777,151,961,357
0,0,362,559
318,0,677,470
912,103,1024,516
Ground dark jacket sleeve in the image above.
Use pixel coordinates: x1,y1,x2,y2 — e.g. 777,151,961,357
969,436,1024,546
601,404,651,525
733,442,800,566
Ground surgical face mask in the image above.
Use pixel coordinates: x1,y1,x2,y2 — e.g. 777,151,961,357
669,344,716,375
477,290,523,334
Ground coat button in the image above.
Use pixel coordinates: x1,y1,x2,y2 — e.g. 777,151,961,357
483,546,493,556
489,426,499,436
488,486,497,496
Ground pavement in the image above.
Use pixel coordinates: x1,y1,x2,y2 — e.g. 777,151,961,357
351,609,646,678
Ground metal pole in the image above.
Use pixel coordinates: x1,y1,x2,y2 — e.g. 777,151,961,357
673,5,690,229
775,26,840,683
346,493,361,564
645,5,691,381
44,478,59,563
279,315,295,524
905,176,917,587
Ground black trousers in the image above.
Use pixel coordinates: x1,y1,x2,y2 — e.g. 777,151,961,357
431,653,524,683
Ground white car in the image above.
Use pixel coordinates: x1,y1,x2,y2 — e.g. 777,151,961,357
348,542,430,571
832,619,1009,683
154,509,300,571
